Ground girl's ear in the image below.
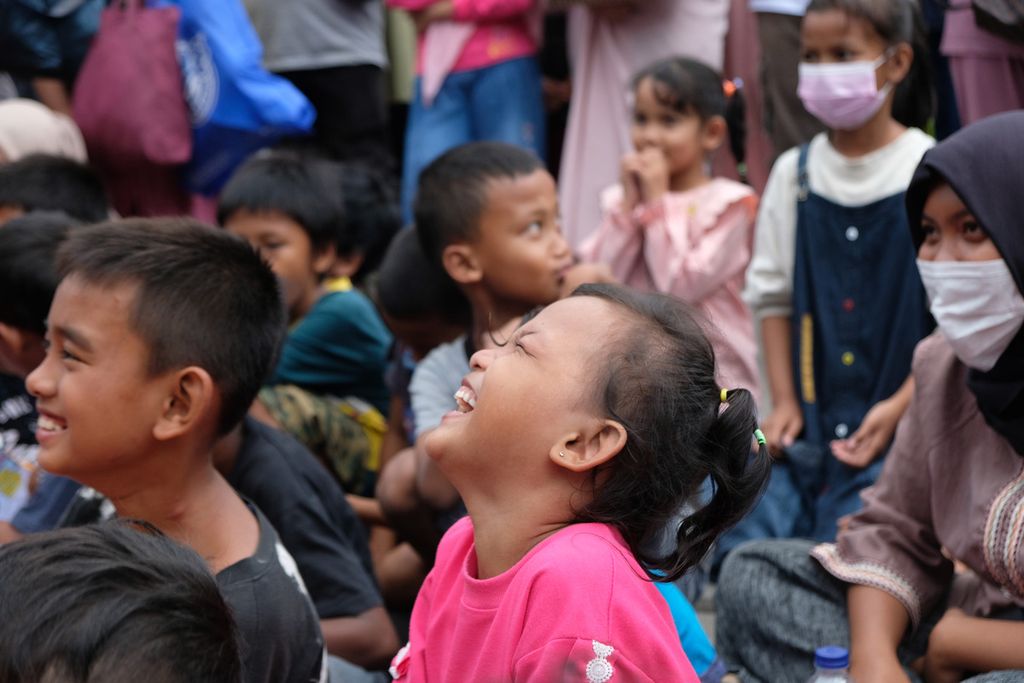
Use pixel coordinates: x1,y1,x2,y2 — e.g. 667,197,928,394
701,115,728,154
885,42,914,86
442,243,483,285
549,419,628,473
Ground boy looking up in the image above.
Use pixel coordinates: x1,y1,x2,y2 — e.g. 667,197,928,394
26,219,326,683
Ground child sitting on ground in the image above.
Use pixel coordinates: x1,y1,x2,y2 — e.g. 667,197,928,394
0,154,109,225
26,219,326,683
390,283,770,681
375,141,577,564
582,56,760,397
219,154,393,496
0,212,83,543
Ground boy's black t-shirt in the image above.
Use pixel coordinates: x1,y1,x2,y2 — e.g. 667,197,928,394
217,504,327,683
227,417,381,619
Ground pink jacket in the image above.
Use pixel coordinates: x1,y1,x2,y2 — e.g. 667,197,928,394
391,517,698,682
581,177,761,397
387,0,538,105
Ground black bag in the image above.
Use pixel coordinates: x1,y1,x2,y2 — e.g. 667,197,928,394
973,0,1024,44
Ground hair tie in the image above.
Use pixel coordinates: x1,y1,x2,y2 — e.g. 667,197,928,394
720,388,729,403
722,79,736,98
754,429,767,447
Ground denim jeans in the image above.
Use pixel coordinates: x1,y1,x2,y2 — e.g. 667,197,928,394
400,56,545,223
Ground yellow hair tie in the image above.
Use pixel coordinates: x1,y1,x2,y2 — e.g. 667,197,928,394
720,388,729,403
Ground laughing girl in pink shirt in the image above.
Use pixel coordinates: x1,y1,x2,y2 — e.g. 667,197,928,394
390,284,769,682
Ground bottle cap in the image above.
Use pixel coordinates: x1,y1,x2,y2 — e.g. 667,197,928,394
815,646,849,669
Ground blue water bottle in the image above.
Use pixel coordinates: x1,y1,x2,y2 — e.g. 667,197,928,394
807,646,853,682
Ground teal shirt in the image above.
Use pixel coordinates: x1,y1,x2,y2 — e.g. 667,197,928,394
271,285,393,414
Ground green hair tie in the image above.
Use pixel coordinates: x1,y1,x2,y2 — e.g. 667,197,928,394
754,429,767,447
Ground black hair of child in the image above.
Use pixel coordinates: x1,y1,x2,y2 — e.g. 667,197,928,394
56,218,286,436
413,141,544,267
0,211,80,335
807,0,934,130
217,153,344,255
631,56,748,178
335,161,401,285
0,155,109,223
570,283,771,582
375,227,471,327
0,521,241,683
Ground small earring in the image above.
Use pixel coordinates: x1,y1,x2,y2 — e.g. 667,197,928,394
559,451,566,458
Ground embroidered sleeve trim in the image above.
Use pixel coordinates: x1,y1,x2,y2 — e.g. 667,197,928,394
811,543,923,629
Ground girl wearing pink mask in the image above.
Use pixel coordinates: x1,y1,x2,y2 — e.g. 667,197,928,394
716,0,936,566
715,109,1024,683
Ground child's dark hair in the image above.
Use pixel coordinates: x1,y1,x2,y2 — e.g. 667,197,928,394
0,154,109,223
414,141,544,266
57,219,286,436
806,0,934,129
336,161,401,285
0,520,241,683
0,211,80,335
376,228,470,327
632,57,748,179
217,153,343,255
571,283,770,581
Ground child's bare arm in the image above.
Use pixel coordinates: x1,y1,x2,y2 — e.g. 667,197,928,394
848,585,912,683
923,609,1024,683
760,315,803,453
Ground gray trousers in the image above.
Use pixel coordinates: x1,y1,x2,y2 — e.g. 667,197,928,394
714,539,1024,683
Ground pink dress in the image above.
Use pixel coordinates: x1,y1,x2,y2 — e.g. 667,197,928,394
391,517,697,682
558,0,729,249
581,177,761,398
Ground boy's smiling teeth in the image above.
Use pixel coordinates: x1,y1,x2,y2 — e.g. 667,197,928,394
454,386,477,413
37,415,67,432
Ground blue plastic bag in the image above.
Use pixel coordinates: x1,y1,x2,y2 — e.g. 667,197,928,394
162,0,315,194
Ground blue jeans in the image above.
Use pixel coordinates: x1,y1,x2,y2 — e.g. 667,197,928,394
400,56,545,223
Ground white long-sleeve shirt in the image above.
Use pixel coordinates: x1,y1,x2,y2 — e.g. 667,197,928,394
744,129,934,319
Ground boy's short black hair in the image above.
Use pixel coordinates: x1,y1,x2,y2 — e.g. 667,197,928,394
217,153,343,254
336,161,400,285
56,218,286,436
376,228,470,326
0,521,241,683
0,155,109,223
413,142,543,267
0,211,79,335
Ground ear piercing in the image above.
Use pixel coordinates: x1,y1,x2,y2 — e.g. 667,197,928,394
559,451,566,458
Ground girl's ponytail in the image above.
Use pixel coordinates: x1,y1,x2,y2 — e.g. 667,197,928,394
568,284,771,583
663,387,770,579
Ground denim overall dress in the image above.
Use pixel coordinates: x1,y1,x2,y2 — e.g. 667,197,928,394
715,143,931,565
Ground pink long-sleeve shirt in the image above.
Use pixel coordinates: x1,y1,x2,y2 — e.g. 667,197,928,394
581,177,761,398
387,0,537,75
390,517,697,682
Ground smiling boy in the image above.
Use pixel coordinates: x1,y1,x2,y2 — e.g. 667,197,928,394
26,219,327,683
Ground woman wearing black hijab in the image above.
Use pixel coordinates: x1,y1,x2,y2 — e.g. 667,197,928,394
715,111,1024,683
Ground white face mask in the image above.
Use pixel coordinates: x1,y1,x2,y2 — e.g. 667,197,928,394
917,259,1024,372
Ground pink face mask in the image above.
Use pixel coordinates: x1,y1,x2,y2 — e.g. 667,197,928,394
797,53,893,131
